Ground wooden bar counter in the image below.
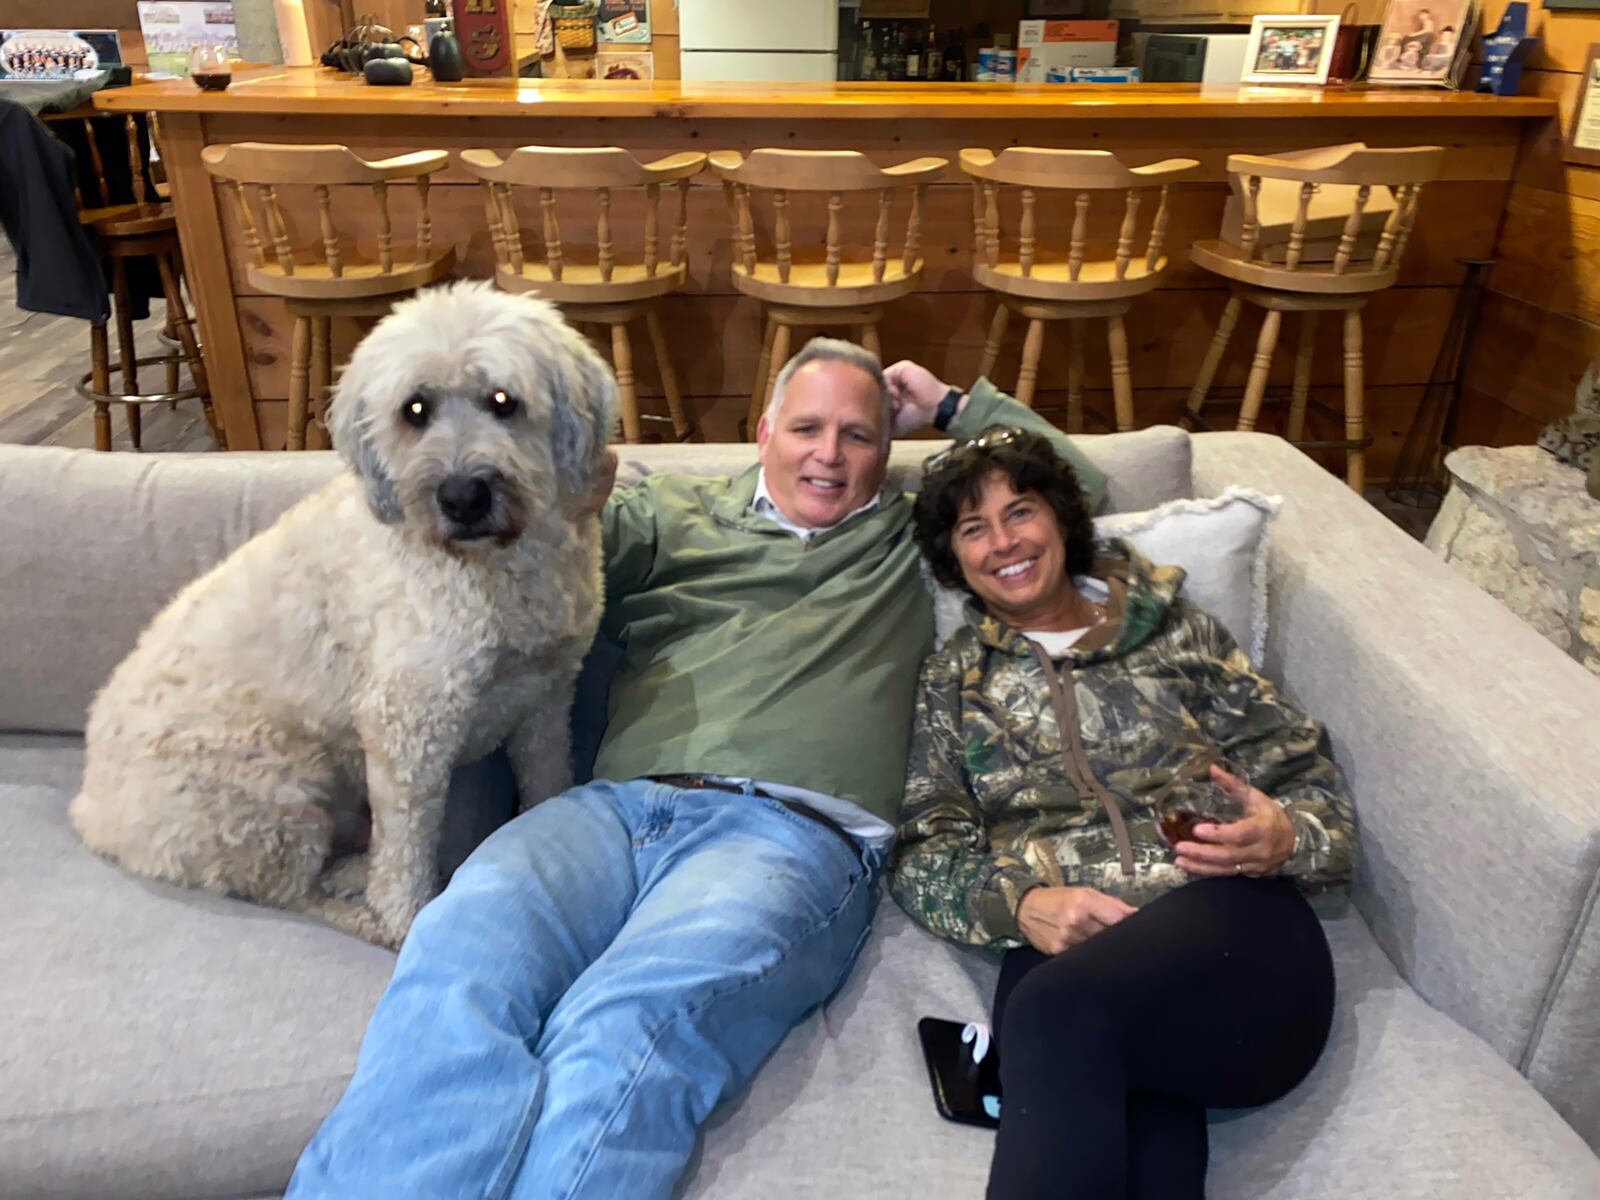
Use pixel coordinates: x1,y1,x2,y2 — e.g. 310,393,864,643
98,69,1554,465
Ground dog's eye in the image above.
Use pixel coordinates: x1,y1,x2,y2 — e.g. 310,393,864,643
401,395,431,428
488,390,520,420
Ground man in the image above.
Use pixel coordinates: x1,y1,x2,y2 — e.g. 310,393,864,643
288,340,1107,1200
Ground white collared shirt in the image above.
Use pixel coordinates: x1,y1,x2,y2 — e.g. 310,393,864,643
739,469,896,849
751,469,882,544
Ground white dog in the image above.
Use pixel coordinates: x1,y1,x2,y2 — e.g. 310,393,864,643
69,282,617,948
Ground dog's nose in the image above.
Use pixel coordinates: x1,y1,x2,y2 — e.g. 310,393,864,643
436,476,493,526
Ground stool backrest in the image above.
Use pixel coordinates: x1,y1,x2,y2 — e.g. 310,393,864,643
199,142,449,279
42,110,157,211
1223,143,1446,275
707,149,947,291
458,147,706,280
959,148,1198,282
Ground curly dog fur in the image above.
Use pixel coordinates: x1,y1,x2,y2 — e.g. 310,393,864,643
69,282,617,947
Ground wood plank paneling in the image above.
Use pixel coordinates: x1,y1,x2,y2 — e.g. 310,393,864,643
1463,290,1600,424
1490,183,1600,326
1510,69,1600,204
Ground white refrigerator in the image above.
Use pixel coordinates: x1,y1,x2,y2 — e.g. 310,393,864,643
678,0,839,82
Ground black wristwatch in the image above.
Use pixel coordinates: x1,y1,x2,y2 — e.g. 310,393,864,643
933,387,964,432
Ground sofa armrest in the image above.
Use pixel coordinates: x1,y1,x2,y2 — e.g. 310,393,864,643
1191,434,1600,1115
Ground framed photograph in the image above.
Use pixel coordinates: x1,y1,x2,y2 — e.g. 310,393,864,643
1564,45,1600,168
1368,0,1475,87
1242,15,1341,85
0,28,122,80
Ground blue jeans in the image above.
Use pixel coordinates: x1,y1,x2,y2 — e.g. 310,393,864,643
288,773,880,1200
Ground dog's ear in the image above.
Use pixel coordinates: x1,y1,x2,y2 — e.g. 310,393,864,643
329,377,403,524
551,328,620,501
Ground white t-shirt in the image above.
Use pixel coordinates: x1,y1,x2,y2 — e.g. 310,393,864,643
1025,576,1111,657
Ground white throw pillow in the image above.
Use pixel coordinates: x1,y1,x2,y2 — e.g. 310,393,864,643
926,487,1281,665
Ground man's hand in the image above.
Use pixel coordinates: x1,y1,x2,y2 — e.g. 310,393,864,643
884,360,960,438
1016,885,1138,956
569,448,618,519
1174,765,1298,878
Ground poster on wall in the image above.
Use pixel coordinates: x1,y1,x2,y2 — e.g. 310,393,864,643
0,29,122,80
136,3,239,76
597,0,649,43
1565,46,1600,167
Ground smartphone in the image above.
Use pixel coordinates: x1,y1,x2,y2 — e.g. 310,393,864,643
918,1016,1002,1130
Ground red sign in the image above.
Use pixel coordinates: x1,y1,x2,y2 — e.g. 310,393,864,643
454,0,513,77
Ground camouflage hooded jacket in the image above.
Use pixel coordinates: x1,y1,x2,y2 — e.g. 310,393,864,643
890,540,1358,952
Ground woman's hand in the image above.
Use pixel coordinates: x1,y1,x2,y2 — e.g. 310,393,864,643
1174,765,1298,878
1016,886,1138,955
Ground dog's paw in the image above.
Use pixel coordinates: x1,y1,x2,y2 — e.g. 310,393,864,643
319,852,371,902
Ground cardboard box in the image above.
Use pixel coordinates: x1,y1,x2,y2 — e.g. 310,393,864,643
1017,19,1117,82
1018,20,1118,47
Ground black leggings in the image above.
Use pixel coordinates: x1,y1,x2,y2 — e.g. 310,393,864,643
988,876,1335,1200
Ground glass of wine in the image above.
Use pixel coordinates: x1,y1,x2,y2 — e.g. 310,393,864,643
1152,752,1248,850
188,44,232,91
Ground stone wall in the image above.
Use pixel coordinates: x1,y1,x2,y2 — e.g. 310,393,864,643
1425,446,1600,677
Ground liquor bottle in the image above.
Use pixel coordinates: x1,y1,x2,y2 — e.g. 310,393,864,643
906,26,921,79
875,25,890,81
886,25,905,81
943,28,965,82
860,19,877,80
924,21,943,81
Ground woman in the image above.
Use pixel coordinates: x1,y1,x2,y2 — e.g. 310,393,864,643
893,427,1357,1199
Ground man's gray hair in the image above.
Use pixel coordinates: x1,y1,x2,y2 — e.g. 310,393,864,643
767,337,891,444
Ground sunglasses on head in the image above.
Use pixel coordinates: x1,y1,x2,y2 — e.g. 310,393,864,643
922,425,1027,476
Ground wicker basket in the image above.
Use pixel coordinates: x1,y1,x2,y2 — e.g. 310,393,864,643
550,2,598,52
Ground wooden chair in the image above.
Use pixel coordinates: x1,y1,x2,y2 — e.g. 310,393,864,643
960,148,1199,433
45,109,218,451
708,149,948,440
200,142,456,451
1182,143,1446,491
459,146,707,444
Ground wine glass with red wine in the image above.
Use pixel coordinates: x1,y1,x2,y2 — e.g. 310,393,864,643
1153,754,1248,850
188,45,232,91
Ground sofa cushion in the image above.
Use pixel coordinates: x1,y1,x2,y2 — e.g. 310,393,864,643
0,734,395,1200
0,429,1190,737
9,727,1594,1199
679,905,1600,1200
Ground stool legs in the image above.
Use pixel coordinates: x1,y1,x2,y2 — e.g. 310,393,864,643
749,313,777,438
309,316,333,451
1184,294,1242,431
1066,319,1086,434
1107,314,1134,432
287,315,311,452
91,321,112,452
979,303,1010,382
1237,308,1282,433
111,258,140,450
645,309,694,442
859,323,882,363
1017,318,1046,409
1287,312,1318,444
611,322,642,444
765,323,793,434
155,248,220,449
1343,309,1366,493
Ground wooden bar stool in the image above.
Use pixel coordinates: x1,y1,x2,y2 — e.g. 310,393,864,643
708,149,948,440
1183,143,1445,491
48,110,218,451
200,143,455,451
460,145,707,444
961,148,1198,432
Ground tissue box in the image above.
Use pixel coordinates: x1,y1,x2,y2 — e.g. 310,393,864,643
1017,20,1118,82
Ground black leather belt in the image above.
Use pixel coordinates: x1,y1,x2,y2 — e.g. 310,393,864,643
648,774,860,859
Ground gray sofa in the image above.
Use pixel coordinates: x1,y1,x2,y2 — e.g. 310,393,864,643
4,429,1600,1200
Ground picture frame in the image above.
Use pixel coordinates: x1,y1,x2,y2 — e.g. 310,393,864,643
1367,0,1476,88
1564,45,1600,168
1242,15,1342,86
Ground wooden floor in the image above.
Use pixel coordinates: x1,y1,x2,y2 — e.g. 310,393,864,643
0,243,216,453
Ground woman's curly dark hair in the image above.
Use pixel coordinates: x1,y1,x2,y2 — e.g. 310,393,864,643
913,428,1096,597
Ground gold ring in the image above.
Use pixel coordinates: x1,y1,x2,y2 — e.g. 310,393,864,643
1235,863,1244,875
